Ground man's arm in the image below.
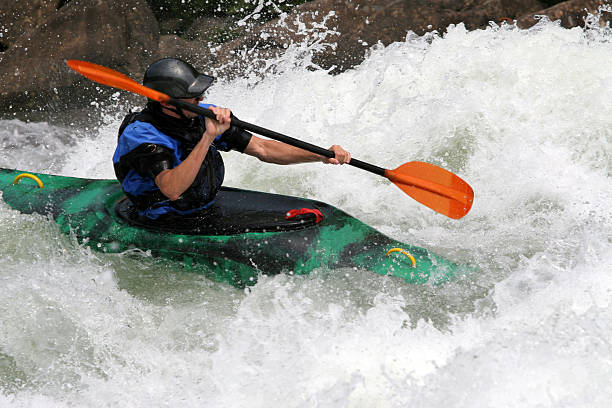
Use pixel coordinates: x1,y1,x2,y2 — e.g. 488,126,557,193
243,135,351,165
155,106,231,200
154,133,214,200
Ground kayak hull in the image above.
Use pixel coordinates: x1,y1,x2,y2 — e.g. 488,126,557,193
0,168,463,287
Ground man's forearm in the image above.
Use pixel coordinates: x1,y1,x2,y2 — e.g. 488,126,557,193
155,132,215,200
247,138,324,165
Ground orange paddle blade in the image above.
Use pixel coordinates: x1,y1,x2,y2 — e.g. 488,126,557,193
385,162,474,219
66,60,170,103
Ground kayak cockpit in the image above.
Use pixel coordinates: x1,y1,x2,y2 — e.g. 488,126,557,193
114,186,324,235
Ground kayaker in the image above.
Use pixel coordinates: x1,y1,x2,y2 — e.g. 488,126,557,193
113,57,351,221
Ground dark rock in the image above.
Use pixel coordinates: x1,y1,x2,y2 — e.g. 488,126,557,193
152,16,242,76
183,16,239,43
158,18,184,35
0,0,58,50
0,0,159,117
455,0,548,29
517,0,611,28
155,34,219,69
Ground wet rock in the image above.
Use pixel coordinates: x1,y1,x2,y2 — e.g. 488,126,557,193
517,0,611,28
0,0,58,50
0,0,158,116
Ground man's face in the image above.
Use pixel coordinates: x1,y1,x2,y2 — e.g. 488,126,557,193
178,96,203,118
161,96,203,119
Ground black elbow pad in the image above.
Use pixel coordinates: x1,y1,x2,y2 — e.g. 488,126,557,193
127,143,175,179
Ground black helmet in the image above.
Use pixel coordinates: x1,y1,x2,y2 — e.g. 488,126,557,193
143,58,215,99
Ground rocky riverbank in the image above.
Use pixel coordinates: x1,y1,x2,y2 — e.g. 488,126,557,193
1,0,610,121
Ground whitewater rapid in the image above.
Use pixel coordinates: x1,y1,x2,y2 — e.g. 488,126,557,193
1,17,611,407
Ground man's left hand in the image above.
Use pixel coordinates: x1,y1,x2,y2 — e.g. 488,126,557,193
323,145,351,165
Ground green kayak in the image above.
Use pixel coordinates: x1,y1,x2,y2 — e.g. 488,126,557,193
0,168,465,287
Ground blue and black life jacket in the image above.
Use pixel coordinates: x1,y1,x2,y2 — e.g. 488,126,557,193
113,102,225,219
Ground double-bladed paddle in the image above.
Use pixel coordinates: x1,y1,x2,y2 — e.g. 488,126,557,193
66,59,474,219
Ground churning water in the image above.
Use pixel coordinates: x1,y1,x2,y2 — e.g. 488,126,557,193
1,16,611,407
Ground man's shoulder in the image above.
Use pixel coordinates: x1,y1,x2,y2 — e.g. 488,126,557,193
120,121,178,150
123,120,158,134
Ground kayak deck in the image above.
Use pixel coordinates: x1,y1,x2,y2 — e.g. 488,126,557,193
0,168,465,287
114,187,321,235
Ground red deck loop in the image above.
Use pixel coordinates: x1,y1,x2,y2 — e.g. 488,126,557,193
285,208,324,223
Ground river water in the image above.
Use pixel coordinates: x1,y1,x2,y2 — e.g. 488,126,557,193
1,17,611,407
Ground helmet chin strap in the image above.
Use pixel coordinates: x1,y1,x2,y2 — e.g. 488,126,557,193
163,103,188,120
147,100,199,128
159,102,197,124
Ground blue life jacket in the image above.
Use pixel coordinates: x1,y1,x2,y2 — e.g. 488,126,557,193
113,102,247,219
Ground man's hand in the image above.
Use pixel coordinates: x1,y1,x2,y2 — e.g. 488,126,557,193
323,145,351,165
204,106,232,139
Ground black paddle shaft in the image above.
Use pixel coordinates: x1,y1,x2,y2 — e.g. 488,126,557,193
171,99,387,177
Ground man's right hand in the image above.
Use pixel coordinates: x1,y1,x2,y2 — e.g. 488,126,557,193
204,106,232,140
